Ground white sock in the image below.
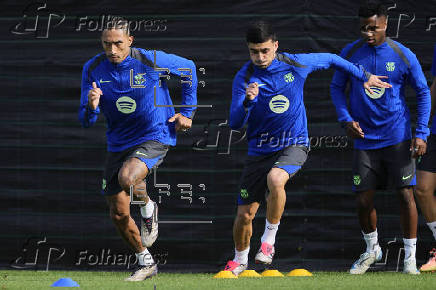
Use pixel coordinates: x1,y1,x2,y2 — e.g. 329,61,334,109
427,221,436,240
261,219,280,245
136,248,154,266
363,229,379,253
233,247,249,265
140,200,154,218
403,238,417,260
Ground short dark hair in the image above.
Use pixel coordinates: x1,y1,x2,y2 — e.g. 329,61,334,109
104,16,130,35
358,1,388,18
246,21,276,43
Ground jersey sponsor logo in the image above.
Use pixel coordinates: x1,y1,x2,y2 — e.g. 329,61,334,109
386,62,395,72
353,175,361,186
99,79,111,83
269,95,290,114
102,178,106,190
116,96,137,114
284,72,294,83
240,189,249,199
365,87,385,99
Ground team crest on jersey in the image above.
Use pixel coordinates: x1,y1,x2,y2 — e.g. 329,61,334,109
365,87,385,99
284,72,294,83
116,96,137,114
130,69,146,88
134,73,145,85
269,95,290,114
353,175,361,186
386,62,395,72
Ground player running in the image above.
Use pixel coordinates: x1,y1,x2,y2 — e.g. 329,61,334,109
415,44,436,273
330,2,430,275
224,20,391,275
79,17,197,281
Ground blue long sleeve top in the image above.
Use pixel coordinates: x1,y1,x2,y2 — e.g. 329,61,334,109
79,47,197,152
330,38,430,149
230,52,370,156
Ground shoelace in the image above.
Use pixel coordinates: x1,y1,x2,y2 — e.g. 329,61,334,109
145,218,153,232
359,252,371,261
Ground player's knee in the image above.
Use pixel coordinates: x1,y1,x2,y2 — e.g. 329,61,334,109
118,169,134,192
236,210,255,224
414,185,430,201
110,209,130,225
397,187,415,205
356,193,373,209
267,170,287,190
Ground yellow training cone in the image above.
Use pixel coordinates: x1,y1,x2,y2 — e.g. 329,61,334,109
239,270,261,277
261,269,284,277
213,270,238,279
287,269,313,277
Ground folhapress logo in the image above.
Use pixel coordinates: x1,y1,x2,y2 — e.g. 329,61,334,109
269,95,290,114
365,87,385,99
10,2,65,39
116,96,136,114
11,237,65,271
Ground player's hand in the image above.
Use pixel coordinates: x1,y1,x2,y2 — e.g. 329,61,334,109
168,113,192,132
410,137,426,158
246,82,259,101
345,121,364,139
364,75,392,94
88,82,103,110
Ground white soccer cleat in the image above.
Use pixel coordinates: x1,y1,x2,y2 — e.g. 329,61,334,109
403,257,420,275
349,247,382,274
141,201,158,247
124,264,158,281
255,242,275,265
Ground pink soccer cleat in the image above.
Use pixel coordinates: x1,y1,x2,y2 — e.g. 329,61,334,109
420,248,436,272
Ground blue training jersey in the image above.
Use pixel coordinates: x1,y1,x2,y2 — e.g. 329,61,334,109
230,52,370,156
431,44,436,134
330,38,430,150
79,47,197,152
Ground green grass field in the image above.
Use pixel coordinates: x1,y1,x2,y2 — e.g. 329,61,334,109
0,270,435,289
